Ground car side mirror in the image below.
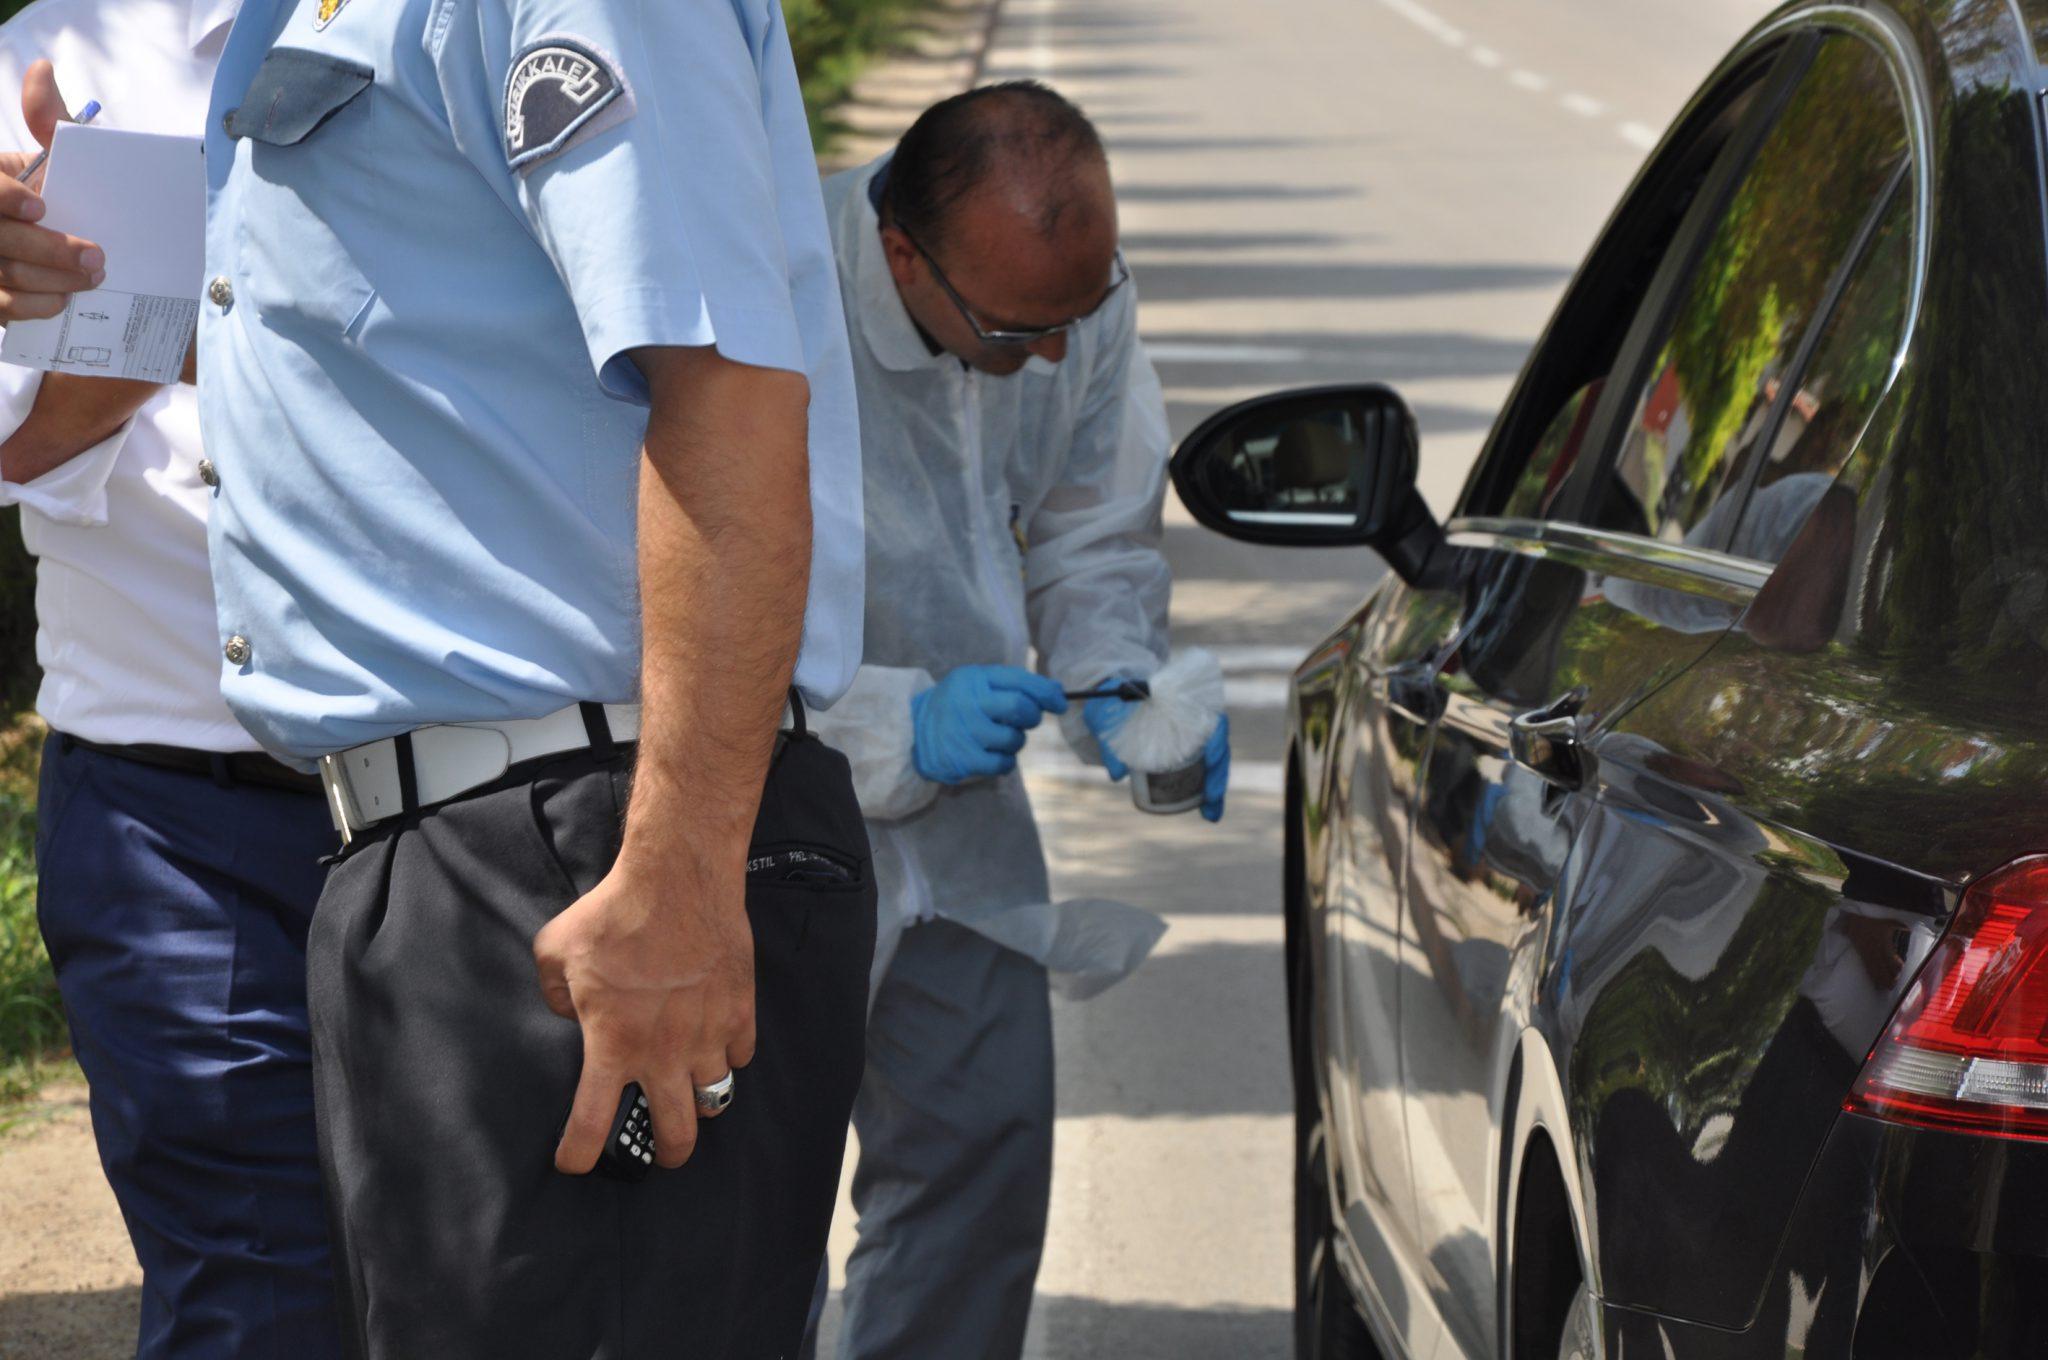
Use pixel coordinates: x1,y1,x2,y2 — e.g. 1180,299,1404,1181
1170,384,1447,584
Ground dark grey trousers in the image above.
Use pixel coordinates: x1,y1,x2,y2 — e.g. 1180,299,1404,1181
307,730,876,1359
834,920,1053,1360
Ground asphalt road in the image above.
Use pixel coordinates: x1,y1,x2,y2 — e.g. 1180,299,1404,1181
819,1,1775,1356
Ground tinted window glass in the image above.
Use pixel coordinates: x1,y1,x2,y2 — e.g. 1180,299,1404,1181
1594,36,1909,546
1723,186,1912,564
1501,380,1604,520
1458,60,1769,520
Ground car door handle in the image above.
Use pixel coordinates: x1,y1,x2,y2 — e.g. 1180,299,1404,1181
1509,689,1594,790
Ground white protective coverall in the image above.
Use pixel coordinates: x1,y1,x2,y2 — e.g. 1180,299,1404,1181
810,156,1173,992
804,155,1173,1360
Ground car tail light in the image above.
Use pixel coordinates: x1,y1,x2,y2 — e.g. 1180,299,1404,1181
1847,856,2048,1141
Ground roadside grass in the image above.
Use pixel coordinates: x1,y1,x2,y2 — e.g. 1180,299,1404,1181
0,716,65,1128
789,0,944,149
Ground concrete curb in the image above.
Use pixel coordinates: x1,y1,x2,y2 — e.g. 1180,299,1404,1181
817,0,1007,173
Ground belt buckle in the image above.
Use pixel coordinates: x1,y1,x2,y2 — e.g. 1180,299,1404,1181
319,752,359,846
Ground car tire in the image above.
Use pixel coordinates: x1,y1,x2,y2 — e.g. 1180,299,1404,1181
1292,933,1383,1360
1555,1282,1599,1360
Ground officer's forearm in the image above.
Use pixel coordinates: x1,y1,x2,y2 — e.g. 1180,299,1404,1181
0,371,156,484
619,344,811,885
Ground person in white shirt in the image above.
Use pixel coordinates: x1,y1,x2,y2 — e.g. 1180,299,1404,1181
0,2,344,1354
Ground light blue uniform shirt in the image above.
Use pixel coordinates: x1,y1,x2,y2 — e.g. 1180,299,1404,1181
200,0,863,761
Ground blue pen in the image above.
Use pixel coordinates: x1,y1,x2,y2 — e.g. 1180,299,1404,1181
16,99,101,184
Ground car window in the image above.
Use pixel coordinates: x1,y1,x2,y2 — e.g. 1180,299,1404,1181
1589,35,1909,547
1500,379,1604,520
1456,53,1773,521
1722,185,1913,564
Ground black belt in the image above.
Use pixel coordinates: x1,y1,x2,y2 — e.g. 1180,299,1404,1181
59,733,325,797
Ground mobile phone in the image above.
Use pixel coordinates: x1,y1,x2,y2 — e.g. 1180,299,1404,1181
565,1082,655,1182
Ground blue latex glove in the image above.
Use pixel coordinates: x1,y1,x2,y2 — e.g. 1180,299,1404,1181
1200,714,1231,823
1085,701,1231,823
910,665,1069,785
1082,694,1135,782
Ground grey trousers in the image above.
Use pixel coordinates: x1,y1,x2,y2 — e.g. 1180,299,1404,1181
309,733,876,1359
830,917,1054,1360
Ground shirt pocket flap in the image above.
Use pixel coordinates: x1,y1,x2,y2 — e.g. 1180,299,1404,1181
227,50,373,146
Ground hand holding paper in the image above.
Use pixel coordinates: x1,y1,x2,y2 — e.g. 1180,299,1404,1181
1,116,202,385
0,60,106,321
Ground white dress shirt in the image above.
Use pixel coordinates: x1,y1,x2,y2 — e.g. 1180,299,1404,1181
0,0,249,751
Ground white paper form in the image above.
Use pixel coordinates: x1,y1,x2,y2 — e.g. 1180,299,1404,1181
1,123,204,385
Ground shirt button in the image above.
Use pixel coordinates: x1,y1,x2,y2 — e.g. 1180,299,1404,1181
196,457,218,488
221,108,236,134
208,276,234,309
224,635,251,666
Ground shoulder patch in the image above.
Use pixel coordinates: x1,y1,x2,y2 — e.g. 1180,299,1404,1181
504,36,633,174
313,0,348,28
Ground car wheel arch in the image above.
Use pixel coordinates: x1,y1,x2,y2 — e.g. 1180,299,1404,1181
1501,1029,1600,1360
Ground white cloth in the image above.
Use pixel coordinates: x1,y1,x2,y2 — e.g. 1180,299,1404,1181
0,0,250,751
808,155,1173,991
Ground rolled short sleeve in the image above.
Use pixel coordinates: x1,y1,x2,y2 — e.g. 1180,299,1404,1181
478,0,805,403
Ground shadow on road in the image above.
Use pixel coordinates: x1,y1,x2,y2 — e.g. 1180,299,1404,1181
982,60,1183,83
1147,327,1531,383
1034,1294,1291,1359
0,1286,141,1359
814,1292,1290,1360
1116,182,1360,204
1121,231,1354,253
1138,259,1570,305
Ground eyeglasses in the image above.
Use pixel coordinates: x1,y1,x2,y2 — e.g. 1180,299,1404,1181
901,229,1130,346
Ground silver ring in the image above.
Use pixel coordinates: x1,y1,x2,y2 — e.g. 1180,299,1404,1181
695,1071,735,1116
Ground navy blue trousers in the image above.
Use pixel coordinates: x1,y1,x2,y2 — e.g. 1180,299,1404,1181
34,732,345,1359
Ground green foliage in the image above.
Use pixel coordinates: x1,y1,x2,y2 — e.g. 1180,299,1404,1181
0,726,55,1109
0,509,34,724
786,0,937,147
1638,38,1909,534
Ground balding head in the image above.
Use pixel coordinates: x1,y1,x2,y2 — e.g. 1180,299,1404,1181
877,82,1122,376
884,81,1109,252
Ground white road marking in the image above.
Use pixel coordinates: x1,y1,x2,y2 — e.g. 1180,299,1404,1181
1376,0,1466,47
1375,0,1664,159
1150,912,1284,949
1205,643,1311,671
1224,677,1290,710
1143,341,1344,364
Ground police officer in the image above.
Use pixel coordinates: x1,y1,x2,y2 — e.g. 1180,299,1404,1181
201,0,872,1353
804,83,1230,1360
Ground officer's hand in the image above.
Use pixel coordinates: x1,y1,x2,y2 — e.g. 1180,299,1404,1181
0,61,106,321
534,858,755,1174
910,664,1069,785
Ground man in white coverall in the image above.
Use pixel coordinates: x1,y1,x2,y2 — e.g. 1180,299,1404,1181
805,81,1231,1359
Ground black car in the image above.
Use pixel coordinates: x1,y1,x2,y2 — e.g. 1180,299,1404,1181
1173,3,2048,1357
